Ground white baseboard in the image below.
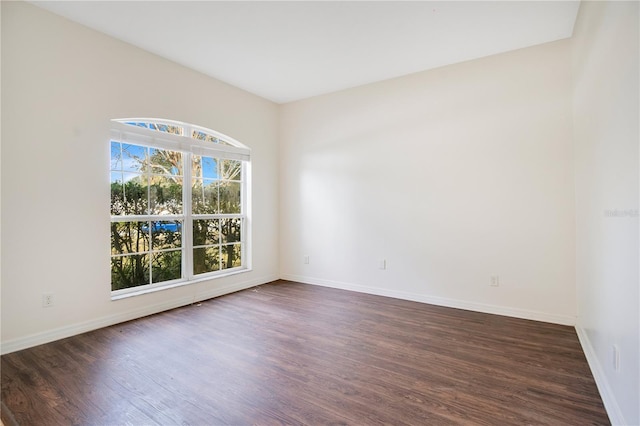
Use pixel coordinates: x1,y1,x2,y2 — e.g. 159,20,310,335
1,274,278,355
280,274,576,326
0,272,576,351
575,326,624,425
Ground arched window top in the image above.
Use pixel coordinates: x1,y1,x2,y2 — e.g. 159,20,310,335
114,118,248,148
120,119,184,137
111,118,250,161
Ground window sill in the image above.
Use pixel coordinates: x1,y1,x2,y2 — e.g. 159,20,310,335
110,267,251,301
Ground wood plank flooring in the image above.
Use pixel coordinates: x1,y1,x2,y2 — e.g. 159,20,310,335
2,280,609,425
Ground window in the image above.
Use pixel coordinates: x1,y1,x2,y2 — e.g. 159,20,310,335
110,119,250,297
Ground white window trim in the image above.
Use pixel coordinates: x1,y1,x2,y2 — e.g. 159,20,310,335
110,120,250,161
110,119,252,300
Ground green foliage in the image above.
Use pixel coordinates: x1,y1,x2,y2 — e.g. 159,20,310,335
193,247,219,275
111,180,147,216
110,178,183,291
111,254,149,291
151,251,182,283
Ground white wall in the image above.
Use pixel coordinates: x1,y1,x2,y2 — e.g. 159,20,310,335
1,2,280,352
280,40,576,325
572,2,640,425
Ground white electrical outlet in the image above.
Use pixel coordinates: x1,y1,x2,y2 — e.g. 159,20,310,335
378,259,387,270
612,345,620,372
490,275,500,287
303,255,310,264
42,293,54,307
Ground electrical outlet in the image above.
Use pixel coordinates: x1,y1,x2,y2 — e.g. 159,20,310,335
612,345,620,372
490,275,500,287
378,259,387,270
303,255,310,264
42,293,54,307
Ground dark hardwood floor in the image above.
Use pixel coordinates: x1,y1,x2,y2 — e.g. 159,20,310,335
2,280,609,425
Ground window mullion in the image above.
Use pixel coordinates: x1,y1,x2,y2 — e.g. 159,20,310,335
184,151,193,280
145,147,153,285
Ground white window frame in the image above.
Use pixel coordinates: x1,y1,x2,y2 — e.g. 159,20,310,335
110,118,251,299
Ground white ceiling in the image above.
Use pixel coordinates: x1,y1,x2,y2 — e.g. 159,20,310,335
31,1,580,104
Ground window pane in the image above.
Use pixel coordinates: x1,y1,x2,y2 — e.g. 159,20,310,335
193,247,220,275
149,148,182,176
111,221,150,255
219,181,241,214
123,172,142,183
110,172,123,184
112,175,147,216
192,155,218,179
192,179,219,214
110,141,122,170
123,177,149,215
111,254,149,291
122,144,146,173
149,176,183,215
192,156,202,179
192,130,217,143
220,159,241,181
221,243,241,270
193,219,219,246
124,122,150,130
124,122,182,136
202,157,218,179
151,250,182,283
192,179,203,211
110,177,125,215
151,221,182,250
151,123,182,136
221,218,241,243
